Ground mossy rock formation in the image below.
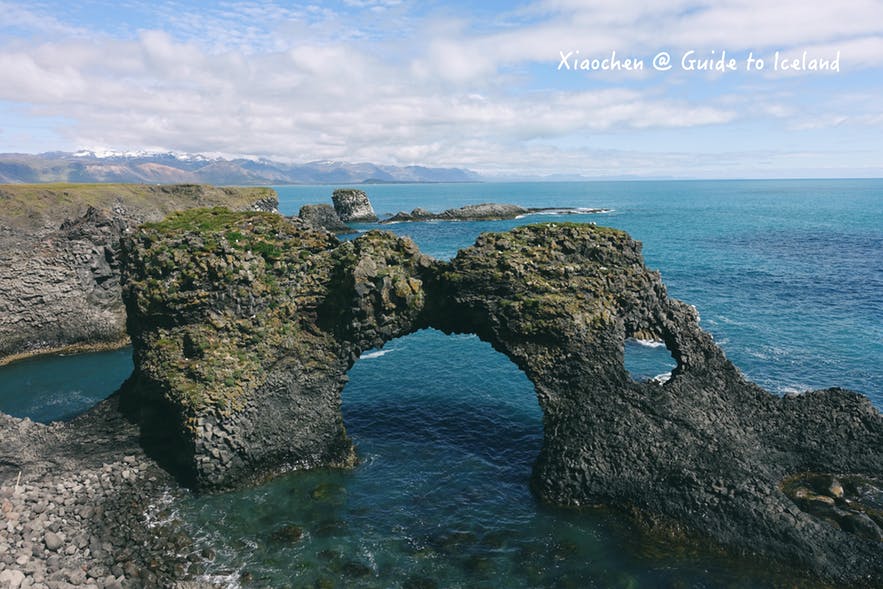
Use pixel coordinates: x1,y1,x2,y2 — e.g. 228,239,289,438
119,211,883,584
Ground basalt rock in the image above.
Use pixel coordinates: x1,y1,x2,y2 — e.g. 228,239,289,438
381,204,612,223
331,188,378,222
119,208,431,489
119,214,883,584
383,203,528,223
298,203,354,234
0,184,278,364
0,397,192,588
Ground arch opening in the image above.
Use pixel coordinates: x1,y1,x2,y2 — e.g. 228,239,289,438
624,337,677,384
341,328,544,510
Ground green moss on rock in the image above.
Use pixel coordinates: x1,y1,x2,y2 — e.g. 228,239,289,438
123,210,340,416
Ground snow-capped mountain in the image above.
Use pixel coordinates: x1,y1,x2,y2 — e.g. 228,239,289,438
0,151,482,185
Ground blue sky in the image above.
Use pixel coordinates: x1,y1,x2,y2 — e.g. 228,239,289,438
1,0,881,178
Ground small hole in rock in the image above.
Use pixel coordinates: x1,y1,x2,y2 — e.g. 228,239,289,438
624,337,676,384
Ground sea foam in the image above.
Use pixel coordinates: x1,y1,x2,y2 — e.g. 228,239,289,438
360,349,394,360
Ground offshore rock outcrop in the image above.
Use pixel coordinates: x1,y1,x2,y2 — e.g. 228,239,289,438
0,184,278,364
331,188,378,222
383,203,528,223
381,202,610,223
381,203,612,223
119,213,883,584
297,203,354,234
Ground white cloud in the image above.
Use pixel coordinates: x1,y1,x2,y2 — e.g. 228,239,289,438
0,0,880,176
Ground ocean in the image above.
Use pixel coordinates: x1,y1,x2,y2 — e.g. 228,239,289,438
1,179,881,587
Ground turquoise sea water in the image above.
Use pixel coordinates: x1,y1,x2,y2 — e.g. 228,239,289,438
0,347,133,422
1,179,881,587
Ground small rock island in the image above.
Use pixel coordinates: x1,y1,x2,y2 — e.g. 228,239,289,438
330,188,377,222
382,203,610,223
295,188,612,234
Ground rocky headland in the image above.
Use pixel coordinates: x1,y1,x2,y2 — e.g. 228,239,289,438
110,211,882,585
0,184,278,365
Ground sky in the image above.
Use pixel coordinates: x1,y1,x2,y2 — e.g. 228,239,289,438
1,0,882,178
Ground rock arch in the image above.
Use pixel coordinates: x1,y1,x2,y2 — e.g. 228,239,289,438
119,209,883,583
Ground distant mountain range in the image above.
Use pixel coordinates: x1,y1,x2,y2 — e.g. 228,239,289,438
0,151,482,185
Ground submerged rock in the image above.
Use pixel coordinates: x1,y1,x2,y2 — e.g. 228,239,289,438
117,213,883,585
269,524,304,544
332,188,378,222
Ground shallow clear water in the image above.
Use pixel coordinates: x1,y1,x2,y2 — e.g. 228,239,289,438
0,347,132,422
1,179,880,587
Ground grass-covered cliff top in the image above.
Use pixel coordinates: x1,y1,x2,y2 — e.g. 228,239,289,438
0,183,276,229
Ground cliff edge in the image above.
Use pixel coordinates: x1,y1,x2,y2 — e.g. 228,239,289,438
0,183,278,364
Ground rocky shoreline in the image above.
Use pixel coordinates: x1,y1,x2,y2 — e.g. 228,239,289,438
0,399,214,589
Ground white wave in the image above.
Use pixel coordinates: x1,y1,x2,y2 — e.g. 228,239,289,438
651,372,672,384
142,486,181,530
780,384,810,396
528,207,614,216
197,572,242,589
632,338,666,348
359,348,394,360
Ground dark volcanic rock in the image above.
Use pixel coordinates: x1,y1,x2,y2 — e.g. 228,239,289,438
381,203,611,223
0,397,192,588
331,188,378,222
0,183,279,364
383,203,527,223
118,216,883,584
298,203,354,234
437,202,527,220
119,208,430,489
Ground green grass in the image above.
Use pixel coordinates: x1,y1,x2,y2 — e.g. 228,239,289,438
144,207,273,233
0,183,276,229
